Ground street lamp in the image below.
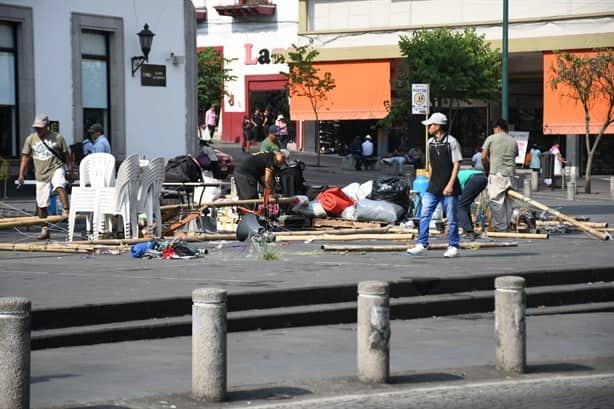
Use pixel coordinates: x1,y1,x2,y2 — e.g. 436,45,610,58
131,23,155,77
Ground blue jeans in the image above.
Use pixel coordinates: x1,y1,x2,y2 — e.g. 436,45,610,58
418,191,459,248
383,156,407,175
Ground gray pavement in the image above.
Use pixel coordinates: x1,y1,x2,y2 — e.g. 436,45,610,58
33,311,614,408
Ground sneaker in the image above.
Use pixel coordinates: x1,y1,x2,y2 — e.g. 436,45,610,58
461,232,478,241
406,243,427,255
37,226,50,240
443,246,459,258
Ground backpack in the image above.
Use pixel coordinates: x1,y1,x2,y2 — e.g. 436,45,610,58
164,155,202,183
279,161,306,197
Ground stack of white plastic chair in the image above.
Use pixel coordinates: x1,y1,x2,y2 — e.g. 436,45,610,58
97,154,141,239
136,157,165,238
67,153,116,241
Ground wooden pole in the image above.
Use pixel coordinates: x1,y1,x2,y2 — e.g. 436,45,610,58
0,215,78,229
274,227,390,237
69,233,237,246
507,190,610,240
275,233,414,242
535,221,608,229
160,196,298,212
321,241,518,252
486,232,549,240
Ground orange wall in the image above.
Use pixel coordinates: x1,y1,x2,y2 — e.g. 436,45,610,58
543,51,614,135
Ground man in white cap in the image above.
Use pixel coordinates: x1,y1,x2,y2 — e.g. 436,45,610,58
407,112,463,258
356,134,374,170
18,113,72,240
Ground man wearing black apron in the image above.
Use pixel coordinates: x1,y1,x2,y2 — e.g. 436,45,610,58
407,112,463,258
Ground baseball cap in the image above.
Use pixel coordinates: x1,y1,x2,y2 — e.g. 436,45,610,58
422,112,448,125
88,123,103,133
365,134,372,140
277,114,285,120
32,113,49,128
269,125,280,135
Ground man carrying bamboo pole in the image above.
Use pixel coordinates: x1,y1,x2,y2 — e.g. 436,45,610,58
481,118,518,232
17,113,72,240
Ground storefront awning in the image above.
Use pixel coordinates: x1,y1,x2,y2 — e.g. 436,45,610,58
543,51,614,135
290,61,390,121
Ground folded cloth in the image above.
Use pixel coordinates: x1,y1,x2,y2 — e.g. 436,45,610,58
130,241,155,258
487,174,512,205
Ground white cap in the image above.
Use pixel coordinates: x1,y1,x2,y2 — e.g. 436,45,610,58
365,134,372,140
422,112,448,126
277,114,285,120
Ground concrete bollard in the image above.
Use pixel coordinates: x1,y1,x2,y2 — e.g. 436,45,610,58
0,297,31,409
523,177,531,197
357,281,390,383
610,176,614,201
495,276,526,375
531,170,539,192
567,181,576,201
192,288,227,401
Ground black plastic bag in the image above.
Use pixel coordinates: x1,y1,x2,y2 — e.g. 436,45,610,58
164,155,202,183
368,177,411,210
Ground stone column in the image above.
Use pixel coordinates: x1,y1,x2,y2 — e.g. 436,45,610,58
610,176,614,201
192,288,227,401
357,281,390,383
495,276,526,374
0,297,31,409
523,177,531,197
531,170,539,192
567,181,576,201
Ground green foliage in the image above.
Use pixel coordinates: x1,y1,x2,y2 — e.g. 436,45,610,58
549,49,614,193
197,48,237,112
273,44,336,165
380,28,501,131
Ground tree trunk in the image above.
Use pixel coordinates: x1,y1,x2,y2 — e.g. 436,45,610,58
315,117,321,167
584,148,594,194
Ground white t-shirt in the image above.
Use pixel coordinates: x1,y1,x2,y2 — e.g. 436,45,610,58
361,140,374,156
551,146,562,176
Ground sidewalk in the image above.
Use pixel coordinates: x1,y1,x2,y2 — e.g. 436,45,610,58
33,311,614,408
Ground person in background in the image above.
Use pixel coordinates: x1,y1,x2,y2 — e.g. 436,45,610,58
251,108,264,141
408,146,425,169
241,115,254,153
17,113,72,240
356,134,374,170
262,107,273,133
82,136,94,156
275,114,289,149
349,136,363,171
457,168,488,240
407,112,463,258
530,144,542,173
481,118,518,232
205,104,218,140
260,125,281,153
550,143,567,182
88,123,111,153
381,144,409,175
471,146,483,170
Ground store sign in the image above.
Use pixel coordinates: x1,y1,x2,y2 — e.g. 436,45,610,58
141,64,166,87
510,131,530,165
412,83,429,115
244,43,292,65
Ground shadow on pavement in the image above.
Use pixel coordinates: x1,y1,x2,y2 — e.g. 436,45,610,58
227,386,312,402
390,372,464,384
527,362,593,374
31,373,79,384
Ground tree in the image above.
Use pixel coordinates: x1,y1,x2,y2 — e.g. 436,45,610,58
273,44,336,167
197,48,237,119
549,49,614,193
381,27,501,132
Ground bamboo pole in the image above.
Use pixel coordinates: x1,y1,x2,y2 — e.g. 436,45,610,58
486,232,549,240
69,233,237,245
321,241,519,252
276,233,414,242
507,190,610,240
274,227,390,237
0,215,78,229
160,196,298,212
535,221,608,229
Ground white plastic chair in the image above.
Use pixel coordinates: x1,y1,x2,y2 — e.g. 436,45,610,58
67,153,116,241
136,157,165,238
97,154,141,239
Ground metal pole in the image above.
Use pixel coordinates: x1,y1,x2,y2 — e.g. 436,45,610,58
0,297,31,409
357,281,390,383
192,288,227,401
495,276,526,374
523,177,531,197
501,0,509,120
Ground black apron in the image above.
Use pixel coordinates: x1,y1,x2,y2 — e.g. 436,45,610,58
427,135,461,196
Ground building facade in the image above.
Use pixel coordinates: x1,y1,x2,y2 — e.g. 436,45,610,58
194,0,300,147
293,0,614,170
0,0,197,162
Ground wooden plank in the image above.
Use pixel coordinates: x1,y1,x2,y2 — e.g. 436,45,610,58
321,241,519,252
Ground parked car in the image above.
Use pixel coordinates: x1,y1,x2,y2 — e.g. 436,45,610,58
213,149,234,179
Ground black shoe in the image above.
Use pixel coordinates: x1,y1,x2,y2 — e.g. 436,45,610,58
461,232,479,241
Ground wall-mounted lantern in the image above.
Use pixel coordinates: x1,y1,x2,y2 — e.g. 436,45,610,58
131,24,155,77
